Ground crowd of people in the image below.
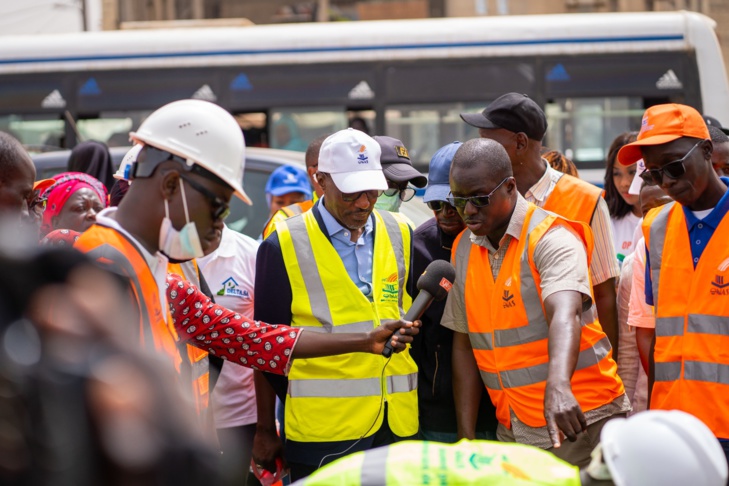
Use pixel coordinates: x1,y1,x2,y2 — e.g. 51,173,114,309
1,92,729,486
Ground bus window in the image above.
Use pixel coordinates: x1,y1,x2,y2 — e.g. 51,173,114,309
270,108,348,152
234,112,268,148
347,110,375,136
385,103,481,171
1,115,65,153
545,97,644,169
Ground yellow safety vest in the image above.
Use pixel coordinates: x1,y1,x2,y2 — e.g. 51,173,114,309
277,208,418,442
300,439,581,485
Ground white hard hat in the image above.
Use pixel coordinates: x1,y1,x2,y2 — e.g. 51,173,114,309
601,410,728,486
130,99,251,204
114,144,143,181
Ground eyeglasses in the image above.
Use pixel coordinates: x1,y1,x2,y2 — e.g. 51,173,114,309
640,140,703,186
446,177,510,209
384,185,416,202
179,174,230,221
340,189,384,203
426,200,455,212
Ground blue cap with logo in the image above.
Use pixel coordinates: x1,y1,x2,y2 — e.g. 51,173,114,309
265,165,312,199
423,141,462,203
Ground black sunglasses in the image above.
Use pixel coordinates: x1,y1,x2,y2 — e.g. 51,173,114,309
447,177,510,209
179,173,230,221
426,200,455,212
640,140,703,186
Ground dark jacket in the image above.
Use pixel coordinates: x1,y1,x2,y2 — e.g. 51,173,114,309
409,218,497,434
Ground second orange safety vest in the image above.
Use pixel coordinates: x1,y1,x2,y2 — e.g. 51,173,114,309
643,202,729,438
453,203,625,429
542,173,602,225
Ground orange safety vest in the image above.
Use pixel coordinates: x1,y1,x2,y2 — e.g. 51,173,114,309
643,201,729,438
262,200,315,239
453,203,624,430
75,223,182,369
542,173,602,224
168,261,211,416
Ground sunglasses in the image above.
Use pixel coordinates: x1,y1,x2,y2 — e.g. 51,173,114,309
426,200,455,212
341,189,384,203
179,173,230,221
447,177,510,209
640,140,703,186
383,185,416,202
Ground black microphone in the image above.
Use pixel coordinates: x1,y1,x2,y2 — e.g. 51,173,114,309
382,259,456,358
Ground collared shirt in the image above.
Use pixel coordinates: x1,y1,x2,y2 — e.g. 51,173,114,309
525,163,620,286
318,197,375,298
645,177,729,305
96,207,170,322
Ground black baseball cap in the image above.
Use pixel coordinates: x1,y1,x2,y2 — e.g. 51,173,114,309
703,115,729,136
460,93,548,141
373,135,427,188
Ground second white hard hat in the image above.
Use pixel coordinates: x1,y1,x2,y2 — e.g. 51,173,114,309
130,99,251,204
601,410,727,486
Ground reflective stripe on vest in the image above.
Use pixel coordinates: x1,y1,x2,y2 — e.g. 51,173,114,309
456,203,624,429
277,208,419,441
644,199,729,437
361,447,389,486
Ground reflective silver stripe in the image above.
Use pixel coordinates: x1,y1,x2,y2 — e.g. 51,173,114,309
286,216,334,330
379,210,407,315
500,336,612,388
654,361,681,382
493,208,550,348
288,377,381,398
191,356,209,379
648,202,675,309
360,446,389,486
688,314,729,336
655,316,685,337
295,321,374,334
387,373,418,394
285,204,304,217
480,370,501,390
469,332,493,350
684,361,729,385
178,260,200,286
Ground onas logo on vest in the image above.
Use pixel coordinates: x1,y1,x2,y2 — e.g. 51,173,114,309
502,276,516,309
217,276,250,299
711,259,729,295
381,272,399,302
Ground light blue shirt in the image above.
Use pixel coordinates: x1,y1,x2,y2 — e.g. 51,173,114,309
318,198,375,299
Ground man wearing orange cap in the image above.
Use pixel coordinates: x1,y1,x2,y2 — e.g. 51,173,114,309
617,103,729,463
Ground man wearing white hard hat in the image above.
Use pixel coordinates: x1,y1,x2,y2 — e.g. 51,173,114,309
252,128,419,480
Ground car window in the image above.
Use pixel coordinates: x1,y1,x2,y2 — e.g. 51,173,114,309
226,167,271,239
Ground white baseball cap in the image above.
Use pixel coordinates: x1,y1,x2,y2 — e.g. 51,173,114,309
318,128,388,193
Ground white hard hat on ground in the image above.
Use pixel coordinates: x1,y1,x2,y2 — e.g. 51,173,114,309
114,144,143,181
600,410,727,486
130,99,251,204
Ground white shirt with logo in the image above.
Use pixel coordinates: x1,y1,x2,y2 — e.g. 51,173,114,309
197,225,259,429
610,212,641,263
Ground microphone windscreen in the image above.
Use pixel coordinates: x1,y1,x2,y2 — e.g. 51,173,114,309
416,259,456,301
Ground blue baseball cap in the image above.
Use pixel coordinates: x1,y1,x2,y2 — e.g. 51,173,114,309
423,142,461,203
265,165,312,199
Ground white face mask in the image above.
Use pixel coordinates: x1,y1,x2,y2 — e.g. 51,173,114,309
159,180,204,261
374,192,402,212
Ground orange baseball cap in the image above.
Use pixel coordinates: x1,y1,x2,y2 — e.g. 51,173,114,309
33,178,54,192
617,103,709,166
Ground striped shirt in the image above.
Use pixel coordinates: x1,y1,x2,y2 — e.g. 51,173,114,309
525,164,620,286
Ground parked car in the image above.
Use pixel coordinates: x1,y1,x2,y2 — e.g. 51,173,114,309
31,146,431,239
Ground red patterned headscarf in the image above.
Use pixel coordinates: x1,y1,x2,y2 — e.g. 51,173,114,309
40,172,108,235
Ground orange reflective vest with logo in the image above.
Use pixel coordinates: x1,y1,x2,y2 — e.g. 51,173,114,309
542,173,602,225
643,202,729,437
76,224,182,370
168,260,211,417
276,208,418,442
262,200,315,239
452,203,624,429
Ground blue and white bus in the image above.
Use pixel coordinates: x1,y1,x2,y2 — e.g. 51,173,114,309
0,10,727,179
